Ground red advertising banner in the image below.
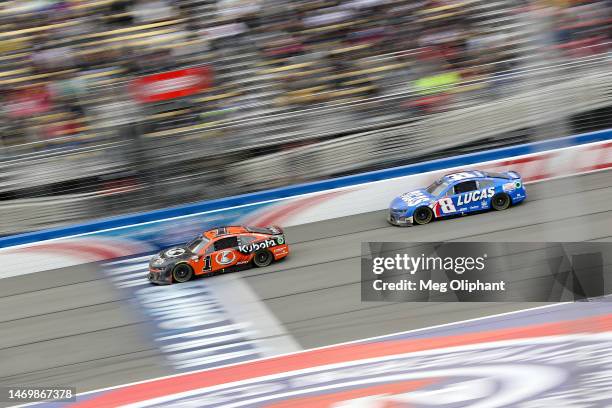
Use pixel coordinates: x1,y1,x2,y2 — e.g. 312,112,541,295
130,66,212,103
5,85,52,118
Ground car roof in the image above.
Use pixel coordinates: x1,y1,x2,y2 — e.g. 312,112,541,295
202,225,275,240
441,170,486,183
202,226,249,239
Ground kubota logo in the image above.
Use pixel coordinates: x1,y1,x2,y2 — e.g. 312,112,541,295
215,250,236,265
238,239,276,253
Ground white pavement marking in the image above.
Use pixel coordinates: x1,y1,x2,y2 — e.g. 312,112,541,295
157,323,251,341
112,271,149,281
0,253,79,279
204,272,302,357
106,255,154,266
102,258,286,372
115,280,151,288
173,349,261,370
165,340,257,360
107,264,150,275
160,332,258,353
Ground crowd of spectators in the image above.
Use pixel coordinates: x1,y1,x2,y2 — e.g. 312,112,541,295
0,0,609,233
0,0,608,151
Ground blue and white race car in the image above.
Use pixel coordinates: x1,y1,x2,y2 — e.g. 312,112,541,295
388,170,526,226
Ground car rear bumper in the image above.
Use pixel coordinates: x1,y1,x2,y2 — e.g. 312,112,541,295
272,244,290,260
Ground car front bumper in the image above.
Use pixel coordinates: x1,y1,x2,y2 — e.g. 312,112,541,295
148,268,172,285
387,212,413,226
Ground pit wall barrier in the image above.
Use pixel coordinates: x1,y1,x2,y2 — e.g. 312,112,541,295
0,129,610,257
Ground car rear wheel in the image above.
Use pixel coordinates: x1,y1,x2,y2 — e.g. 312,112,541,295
491,193,511,211
413,206,433,225
172,264,193,283
253,250,273,267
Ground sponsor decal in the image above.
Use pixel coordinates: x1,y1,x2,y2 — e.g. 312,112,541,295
503,182,516,192
215,250,236,265
276,236,285,245
203,255,212,271
238,239,276,254
64,308,612,408
130,66,212,103
165,248,186,257
124,336,607,407
436,197,456,214
456,187,495,206
399,191,430,207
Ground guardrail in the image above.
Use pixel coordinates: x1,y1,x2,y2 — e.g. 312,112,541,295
0,128,610,250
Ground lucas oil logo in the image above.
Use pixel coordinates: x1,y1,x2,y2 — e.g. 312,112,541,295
238,239,276,253
457,187,495,205
437,187,495,214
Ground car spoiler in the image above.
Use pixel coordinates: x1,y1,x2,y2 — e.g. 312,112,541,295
268,225,284,235
246,225,284,235
505,171,521,179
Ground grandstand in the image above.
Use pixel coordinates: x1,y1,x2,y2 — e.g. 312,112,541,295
0,0,609,234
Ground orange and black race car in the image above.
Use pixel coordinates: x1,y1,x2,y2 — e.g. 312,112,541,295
148,225,289,284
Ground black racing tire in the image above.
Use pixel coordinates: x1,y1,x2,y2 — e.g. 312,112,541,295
413,206,434,225
253,250,273,267
491,193,511,211
172,263,193,283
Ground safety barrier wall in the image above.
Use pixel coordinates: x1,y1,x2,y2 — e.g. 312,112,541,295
0,128,610,252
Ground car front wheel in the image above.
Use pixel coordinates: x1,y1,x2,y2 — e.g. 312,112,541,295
413,206,434,225
172,264,193,283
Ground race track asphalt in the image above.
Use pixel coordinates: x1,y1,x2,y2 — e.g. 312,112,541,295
0,169,610,402
239,170,612,347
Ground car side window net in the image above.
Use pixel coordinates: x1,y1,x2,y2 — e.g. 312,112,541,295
454,180,478,194
214,236,239,251
239,235,257,245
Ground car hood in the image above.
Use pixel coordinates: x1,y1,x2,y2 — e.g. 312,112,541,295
163,245,194,258
151,245,194,265
390,189,435,211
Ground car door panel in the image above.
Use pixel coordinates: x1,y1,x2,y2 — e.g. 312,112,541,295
435,180,483,216
209,248,240,271
452,180,494,213
453,180,480,213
